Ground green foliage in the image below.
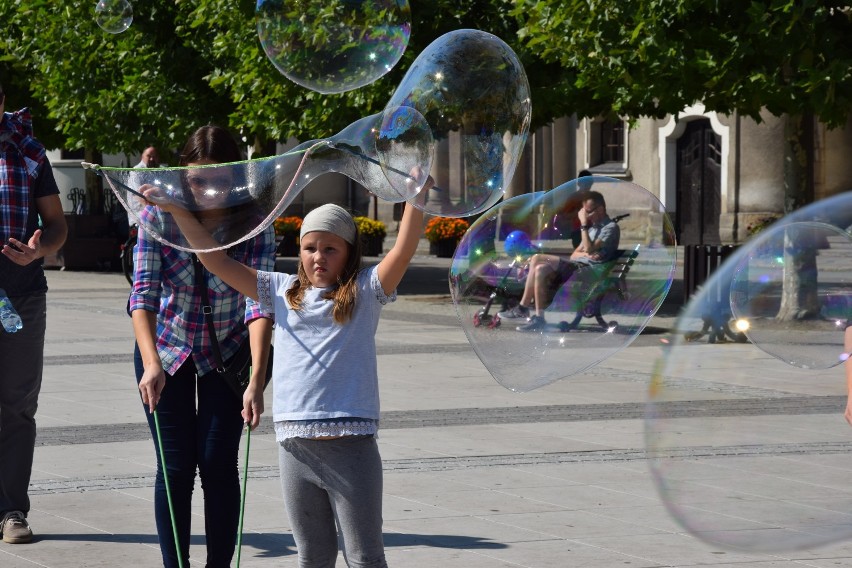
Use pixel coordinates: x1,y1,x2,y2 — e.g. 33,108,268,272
4,0,851,160
512,0,852,127
1,0,232,154
1,0,577,155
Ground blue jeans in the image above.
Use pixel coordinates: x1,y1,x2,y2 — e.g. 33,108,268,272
0,293,46,518
135,345,244,568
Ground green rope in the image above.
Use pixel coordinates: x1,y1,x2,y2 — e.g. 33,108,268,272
153,409,185,568
236,422,251,567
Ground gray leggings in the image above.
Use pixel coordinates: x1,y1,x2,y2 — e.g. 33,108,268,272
279,436,387,568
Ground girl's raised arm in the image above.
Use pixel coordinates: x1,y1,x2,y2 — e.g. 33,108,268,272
142,186,261,301
376,178,432,295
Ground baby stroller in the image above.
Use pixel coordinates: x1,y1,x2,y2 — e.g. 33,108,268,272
470,258,529,328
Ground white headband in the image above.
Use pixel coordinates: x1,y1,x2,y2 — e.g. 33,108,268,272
299,204,357,244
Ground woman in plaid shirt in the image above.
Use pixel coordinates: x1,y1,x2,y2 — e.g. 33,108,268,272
130,126,275,568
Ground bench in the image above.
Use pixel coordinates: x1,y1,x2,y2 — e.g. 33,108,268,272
558,244,641,331
470,244,640,332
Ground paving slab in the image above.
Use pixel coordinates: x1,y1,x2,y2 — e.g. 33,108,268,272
1,261,851,567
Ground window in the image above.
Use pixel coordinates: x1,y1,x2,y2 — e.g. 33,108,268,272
585,117,629,176
600,119,625,162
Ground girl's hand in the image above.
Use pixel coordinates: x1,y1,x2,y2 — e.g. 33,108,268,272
138,364,167,412
242,379,265,430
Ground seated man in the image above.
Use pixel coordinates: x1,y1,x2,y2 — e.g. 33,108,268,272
497,190,621,331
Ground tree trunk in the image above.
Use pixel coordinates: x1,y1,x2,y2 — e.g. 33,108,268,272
84,148,104,215
251,135,277,158
776,227,820,320
776,113,819,322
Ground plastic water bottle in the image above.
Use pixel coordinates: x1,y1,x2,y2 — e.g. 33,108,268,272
0,289,23,333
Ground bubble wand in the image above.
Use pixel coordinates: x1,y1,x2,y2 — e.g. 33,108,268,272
153,409,184,568
235,421,251,567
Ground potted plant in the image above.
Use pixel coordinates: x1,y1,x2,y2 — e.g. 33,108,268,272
353,216,387,256
273,216,302,256
424,216,470,258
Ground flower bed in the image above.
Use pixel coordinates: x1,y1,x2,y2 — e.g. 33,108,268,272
424,217,469,243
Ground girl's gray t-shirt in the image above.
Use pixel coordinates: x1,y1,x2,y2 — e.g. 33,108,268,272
257,265,396,423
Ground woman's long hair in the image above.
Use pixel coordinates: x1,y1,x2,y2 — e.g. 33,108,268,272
179,125,257,243
179,125,243,166
286,229,364,324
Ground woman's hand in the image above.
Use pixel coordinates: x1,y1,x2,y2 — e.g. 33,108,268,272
138,363,167,412
140,185,189,216
242,379,265,430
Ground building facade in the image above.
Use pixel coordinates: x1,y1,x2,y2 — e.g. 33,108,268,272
512,109,852,247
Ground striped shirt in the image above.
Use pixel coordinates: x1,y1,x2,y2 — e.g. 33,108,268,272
128,205,276,376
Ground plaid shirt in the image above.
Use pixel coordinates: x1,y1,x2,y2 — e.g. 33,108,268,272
128,206,276,376
0,108,47,244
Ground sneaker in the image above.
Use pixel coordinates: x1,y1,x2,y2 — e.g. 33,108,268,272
517,314,546,332
1,511,33,544
496,305,530,321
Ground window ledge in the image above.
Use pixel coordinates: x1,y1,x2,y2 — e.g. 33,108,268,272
588,163,631,178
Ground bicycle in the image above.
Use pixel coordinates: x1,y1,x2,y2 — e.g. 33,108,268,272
121,223,138,285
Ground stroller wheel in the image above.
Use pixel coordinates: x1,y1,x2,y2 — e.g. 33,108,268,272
474,309,493,327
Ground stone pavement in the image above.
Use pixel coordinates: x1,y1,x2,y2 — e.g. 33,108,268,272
2,255,852,567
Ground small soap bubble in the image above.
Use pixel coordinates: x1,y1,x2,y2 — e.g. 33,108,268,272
256,0,411,94
451,177,676,392
95,0,133,34
646,192,852,552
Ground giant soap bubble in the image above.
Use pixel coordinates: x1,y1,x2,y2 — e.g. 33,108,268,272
646,192,852,552
85,106,431,252
256,0,410,94
451,176,676,392
86,29,530,252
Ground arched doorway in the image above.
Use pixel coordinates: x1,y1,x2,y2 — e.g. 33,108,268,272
676,118,722,245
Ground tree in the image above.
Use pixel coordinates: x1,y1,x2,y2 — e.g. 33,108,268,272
2,0,576,154
512,0,852,320
177,0,574,147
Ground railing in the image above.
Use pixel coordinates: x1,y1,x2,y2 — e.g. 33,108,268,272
682,244,739,304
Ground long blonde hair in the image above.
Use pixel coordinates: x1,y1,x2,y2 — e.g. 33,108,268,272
285,231,364,324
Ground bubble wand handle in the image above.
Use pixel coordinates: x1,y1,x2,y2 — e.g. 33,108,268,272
235,422,251,567
81,162,149,200
153,409,185,568
334,145,445,193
